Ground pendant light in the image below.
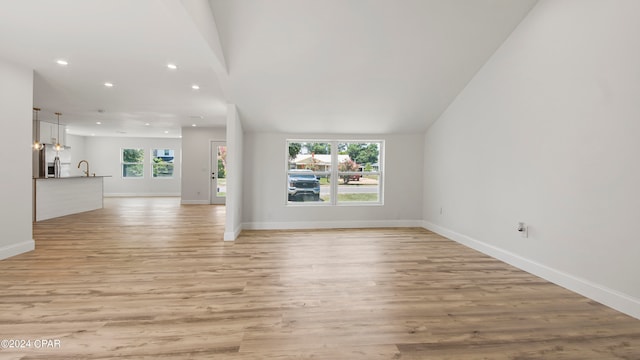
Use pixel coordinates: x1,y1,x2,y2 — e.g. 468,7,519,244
54,112,63,152
33,107,43,150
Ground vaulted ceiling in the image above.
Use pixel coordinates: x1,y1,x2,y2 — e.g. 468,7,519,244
0,0,537,137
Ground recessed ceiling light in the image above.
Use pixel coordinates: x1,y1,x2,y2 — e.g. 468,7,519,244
56,59,68,66
192,124,197,127
164,130,169,134
91,133,95,136
104,82,114,87
145,123,150,126
191,84,200,90
167,63,178,70
96,122,102,125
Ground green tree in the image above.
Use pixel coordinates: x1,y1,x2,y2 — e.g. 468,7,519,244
347,143,379,167
123,148,144,163
357,143,379,165
153,157,174,177
346,144,363,164
288,142,302,160
122,149,144,177
217,158,226,179
305,142,330,154
217,146,227,179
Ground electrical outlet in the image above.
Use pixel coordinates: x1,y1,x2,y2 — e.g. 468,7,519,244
517,222,528,238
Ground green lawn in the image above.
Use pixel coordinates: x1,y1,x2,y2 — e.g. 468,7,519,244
317,177,378,186
217,178,226,197
320,193,378,202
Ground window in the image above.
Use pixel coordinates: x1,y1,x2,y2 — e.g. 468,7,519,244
286,140,383,205
152,149,175,178
337,142,381,203
287,141,332,203
122,148,144,178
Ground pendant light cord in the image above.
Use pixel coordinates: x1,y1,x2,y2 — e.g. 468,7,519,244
54,112,62,152
56,112,60,141
33,107,41,150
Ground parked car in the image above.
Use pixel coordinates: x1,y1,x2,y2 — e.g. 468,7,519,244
288,169,320,201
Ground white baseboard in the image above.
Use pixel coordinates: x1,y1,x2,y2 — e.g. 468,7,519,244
422,221,640,320
0,239,35,260
243,219,424,231
223,224,242,241
180,200,211,205
104,193,181,197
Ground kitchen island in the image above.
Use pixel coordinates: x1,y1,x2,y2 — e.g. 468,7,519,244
33,176,110,222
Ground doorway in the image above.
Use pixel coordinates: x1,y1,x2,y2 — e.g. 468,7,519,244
211,141,227,205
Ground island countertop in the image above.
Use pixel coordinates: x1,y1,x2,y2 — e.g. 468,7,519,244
33,175,112,180
33,176,110,221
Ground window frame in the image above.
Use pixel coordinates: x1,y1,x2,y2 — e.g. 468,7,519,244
285,139,384,206
121,148,145,179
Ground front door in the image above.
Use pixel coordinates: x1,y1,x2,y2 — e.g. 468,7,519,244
211,141,227,205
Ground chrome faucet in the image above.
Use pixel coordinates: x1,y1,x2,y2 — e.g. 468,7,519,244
78,160,90,177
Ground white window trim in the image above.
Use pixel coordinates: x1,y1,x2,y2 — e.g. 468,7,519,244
285,140,384,206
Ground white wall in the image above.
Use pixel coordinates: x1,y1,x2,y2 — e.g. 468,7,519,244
0,58,34,259
83,136,182,196
224,105,243,240
65,134,87,177
181,126,226,204
243,132,423,229
423,0,640,319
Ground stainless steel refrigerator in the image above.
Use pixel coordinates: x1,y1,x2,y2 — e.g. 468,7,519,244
38,144,71,178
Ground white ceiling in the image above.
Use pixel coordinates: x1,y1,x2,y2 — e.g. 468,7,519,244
211,0,538,133
0,0,227,138
0,0,538,138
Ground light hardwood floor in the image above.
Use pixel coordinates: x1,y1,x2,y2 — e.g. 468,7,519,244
1,197,638,359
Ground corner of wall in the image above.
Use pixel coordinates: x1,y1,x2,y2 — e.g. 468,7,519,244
224,104,244,240
0,239,35,260
223,224,242,241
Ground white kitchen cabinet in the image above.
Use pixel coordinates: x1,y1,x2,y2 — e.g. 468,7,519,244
38,121,52,144
38,121,66,145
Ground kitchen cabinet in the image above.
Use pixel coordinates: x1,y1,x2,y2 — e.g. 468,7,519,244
38,121,66,145
38,121,51,144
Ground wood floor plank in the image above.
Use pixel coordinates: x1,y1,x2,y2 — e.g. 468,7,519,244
0,197,638,359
